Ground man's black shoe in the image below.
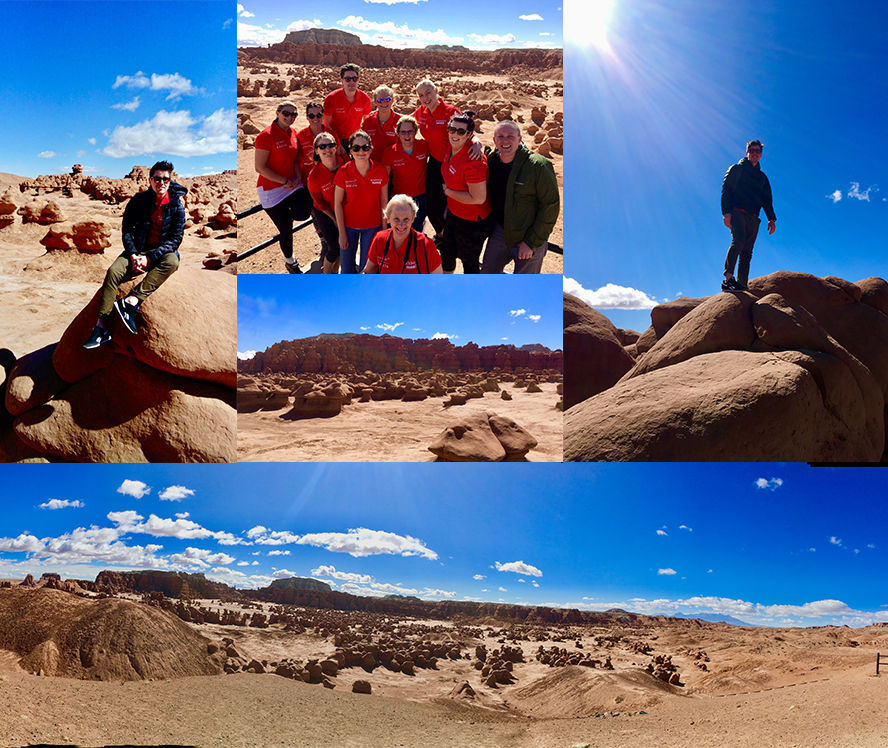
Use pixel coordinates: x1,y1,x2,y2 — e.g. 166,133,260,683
285,260,303,274
721,277,742,292
114,298,140,334
83,325,112,350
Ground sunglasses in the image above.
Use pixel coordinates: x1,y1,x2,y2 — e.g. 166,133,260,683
307,112,323,120
316,142,337,151
748,148,762,153
447,126,468,136
351,144,372,152
399,129,416,136
151,176,170,183
343,75,359,82
376,96,392,103
279,110,297,118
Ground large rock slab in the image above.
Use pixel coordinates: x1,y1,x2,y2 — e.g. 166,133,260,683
428,412,507,462
5,343,69,417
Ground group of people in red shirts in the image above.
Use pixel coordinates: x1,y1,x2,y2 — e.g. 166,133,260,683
253,63,523,275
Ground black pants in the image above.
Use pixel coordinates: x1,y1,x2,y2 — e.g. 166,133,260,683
439,210,493,274
264,188,312,259
425,156,446,237
724,209,760,287
311,208,340,262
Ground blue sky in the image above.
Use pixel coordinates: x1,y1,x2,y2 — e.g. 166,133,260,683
1,463,885,629
236,0,562,50
237,275,562,359
563,0,888,333
2,1,235,179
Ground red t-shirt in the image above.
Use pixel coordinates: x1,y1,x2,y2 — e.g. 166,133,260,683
362,110,401,161
307,157,345,213
324,88,373,141
367,229,442,274
295,124,336,184
442,145,491,222
382,140,429,197
333,160,389,229
147,191,170,245
413,98,461,163
255,122,300,190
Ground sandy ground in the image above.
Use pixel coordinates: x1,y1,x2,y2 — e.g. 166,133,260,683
0,175,236,357
3,595,888,748
236,65,563,275
237,382,563,462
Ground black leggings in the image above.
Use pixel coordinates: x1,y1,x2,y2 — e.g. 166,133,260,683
425,156,446,236
264,188,312,259
311,208,340,262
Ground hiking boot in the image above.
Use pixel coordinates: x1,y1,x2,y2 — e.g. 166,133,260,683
114,298,140,334
83,325,112,350
285,260,303,274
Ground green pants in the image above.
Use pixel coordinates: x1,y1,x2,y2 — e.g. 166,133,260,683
98,251,179,318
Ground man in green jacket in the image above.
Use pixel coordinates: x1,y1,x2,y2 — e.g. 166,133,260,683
481,120,560,274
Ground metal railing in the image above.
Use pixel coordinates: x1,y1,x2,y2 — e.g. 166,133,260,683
236,204,314,262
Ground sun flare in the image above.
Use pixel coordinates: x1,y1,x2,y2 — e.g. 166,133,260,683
565,0,616,50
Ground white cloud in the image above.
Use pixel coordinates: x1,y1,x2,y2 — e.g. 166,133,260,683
510,309,526,317
498,587,507,592
830,536,843,546
112,71,196,100
360,326,371,331
827,190,842,203
540,32,553,36
0,533,46,553
237,560,250,566
495,560,542,577
473,574,486,580
37,151,60,158
311,565,373,584
237,350,256,360
532,581,540,587
363,0,428,4
848,182,878,201
102,108,235,158
680,525,692,532
658,568,677,575
169,547,235,567
656,529,667,536
247,527,301,545
377,322,404,333
88,138,96,145
268,549,291,556
297,527,438,559
237,21,287,47
519,13,544,20
111,97,140,112
107,511,244,545
468,32,516,44
528,314,541,322
159,485,195,502
117,479,150,499
222,18,233,29
39,499,84,510
755,477,784,491
337,15,465,46
285,19,321,31
564,276,659,310
432,332,458,340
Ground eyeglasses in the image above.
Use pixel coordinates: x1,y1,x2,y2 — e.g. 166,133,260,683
343,75,359,82
376,96,392,103
316,142,337,151
447,126,468,136
351,144,372,152
280,110,297,118
307,112,323,120
748,148,762,153
151,176,170,183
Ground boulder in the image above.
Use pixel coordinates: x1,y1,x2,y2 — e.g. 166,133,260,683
352,680,372,694
428,412,507,462
488,414,538,458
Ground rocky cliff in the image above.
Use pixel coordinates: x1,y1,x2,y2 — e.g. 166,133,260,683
282,28,362,46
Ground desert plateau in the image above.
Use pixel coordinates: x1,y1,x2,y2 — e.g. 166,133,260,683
236,40,563,274
0,167,239,462
3,572,888,748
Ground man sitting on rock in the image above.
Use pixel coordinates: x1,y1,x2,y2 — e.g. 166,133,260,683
84,161,186,349
481,120,560,274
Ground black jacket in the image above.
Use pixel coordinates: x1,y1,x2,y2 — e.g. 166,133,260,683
721,158,776,222
122,182,187,265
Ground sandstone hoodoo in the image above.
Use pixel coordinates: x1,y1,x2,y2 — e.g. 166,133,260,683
428,411,538,461
564,272,888,462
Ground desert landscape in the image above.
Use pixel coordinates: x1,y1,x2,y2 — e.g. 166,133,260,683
0,167,239,462
236,36,563,274
3,572,888,748
564,272,888,462
238,333,563,462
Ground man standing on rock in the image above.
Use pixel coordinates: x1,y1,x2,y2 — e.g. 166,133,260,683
720,139,776,291
83,161,185,349
323,63,372,149
481,120,560,274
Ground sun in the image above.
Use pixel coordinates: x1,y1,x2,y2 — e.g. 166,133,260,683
564,0,617,51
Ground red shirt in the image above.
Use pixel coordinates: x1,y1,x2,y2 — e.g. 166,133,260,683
295,124,336,185
147,191,170,245
307,157,345,213
442,145,491,222
362,110,401,161
382,140,429,197
413,98,461,162
333,160,389,229
255,122,300,190
324,88,372,141
367,229,442,274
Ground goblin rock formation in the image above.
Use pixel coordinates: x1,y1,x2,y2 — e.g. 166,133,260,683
564,272,888,462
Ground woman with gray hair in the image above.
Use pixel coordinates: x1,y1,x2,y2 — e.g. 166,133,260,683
363,194,442,274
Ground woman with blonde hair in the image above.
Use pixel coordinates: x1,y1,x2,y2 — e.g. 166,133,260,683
362,84,401,161
307,131,346,274
381,115,429,233
363,194,443,274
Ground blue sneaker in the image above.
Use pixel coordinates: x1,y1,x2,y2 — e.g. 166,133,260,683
83,325,112,350
114,298,140,334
